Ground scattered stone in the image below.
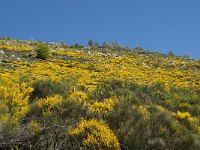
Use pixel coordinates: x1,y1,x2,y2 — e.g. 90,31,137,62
0,50,5,55
121,65,125,69
16,57,21,61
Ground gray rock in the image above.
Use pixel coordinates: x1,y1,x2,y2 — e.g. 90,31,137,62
0,50,5,55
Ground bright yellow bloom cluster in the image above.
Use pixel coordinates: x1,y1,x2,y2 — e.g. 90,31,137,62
176,111,200,134
68,119,120,149
0,44,32,51
36,95,62,115
0,77,33,125
89,97,118,115
176,111,191,120
69,91,88,104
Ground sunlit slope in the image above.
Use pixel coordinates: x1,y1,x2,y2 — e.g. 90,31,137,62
0,38,200,149
0,40,199,92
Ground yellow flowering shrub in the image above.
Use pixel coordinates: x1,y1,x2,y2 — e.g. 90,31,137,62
35,95,62,116
69,91,88,104
89,96,118,115
0,44,32,51
175,111,200,135
68,119,120,150
0,77,33,126
176,111,191,120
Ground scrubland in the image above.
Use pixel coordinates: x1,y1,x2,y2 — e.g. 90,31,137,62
0,38,199,149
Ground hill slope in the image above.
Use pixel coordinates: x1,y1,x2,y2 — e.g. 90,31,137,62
0,38,200,149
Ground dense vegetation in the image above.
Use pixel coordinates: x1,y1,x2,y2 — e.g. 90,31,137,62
0,38,199,149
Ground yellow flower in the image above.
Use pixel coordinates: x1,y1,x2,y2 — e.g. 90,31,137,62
68,119,120,149
69,91,88,104
89,96,118,115
176,111,191,120
0,77,33,126
36,95,62,115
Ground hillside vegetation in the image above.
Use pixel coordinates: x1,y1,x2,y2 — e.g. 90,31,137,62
0,38,199,149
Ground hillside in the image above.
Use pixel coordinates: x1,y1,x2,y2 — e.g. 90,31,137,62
0,38,200,149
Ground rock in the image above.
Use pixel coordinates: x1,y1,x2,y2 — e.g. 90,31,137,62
16,58,21,61
121,65,125,69
0,50,5,55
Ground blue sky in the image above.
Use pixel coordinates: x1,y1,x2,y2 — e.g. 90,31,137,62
0,0,200,58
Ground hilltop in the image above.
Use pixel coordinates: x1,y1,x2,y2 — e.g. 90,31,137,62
0,38,200,149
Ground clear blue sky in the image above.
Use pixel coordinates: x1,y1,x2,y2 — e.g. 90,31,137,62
1,0,200,58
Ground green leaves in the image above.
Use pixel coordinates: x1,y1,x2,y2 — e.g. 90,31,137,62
35,44,50,60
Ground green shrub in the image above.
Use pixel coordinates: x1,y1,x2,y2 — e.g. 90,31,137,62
30,79,70,101
35,44,49,60
90,79,128,101
88,38,94,47
168,51,175,57
107,103,200,149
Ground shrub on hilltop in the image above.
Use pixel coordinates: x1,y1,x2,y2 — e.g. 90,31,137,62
35,44,50,60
